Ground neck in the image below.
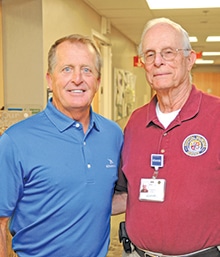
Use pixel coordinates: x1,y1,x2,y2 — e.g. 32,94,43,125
156,84,192,113
72,111,90,133
52,100,91,133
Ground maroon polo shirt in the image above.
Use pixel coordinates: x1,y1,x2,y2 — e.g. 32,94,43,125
116,85,220,255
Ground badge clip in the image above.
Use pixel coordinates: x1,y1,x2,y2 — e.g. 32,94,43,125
151,154,164,179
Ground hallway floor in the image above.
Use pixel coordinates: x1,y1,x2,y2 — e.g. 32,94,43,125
107,214,125,257
107,235,123,257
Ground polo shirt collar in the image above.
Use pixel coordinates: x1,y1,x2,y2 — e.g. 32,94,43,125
146,85,202,127
44,99,100,132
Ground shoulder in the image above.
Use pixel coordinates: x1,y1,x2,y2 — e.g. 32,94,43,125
202,91,220,104
3,111,45,137
126,103,150,130
192,84,220,107
131,103,149,118
93,112,123,132
200,90,220,114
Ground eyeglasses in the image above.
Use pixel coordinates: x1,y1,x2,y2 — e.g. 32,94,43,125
140,48,191,64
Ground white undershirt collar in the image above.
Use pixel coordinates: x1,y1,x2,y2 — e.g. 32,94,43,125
156,102,181,129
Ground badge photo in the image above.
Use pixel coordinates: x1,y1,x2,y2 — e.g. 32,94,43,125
139,178,166,202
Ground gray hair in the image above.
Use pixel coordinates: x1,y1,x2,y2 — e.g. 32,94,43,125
47,34,102,78
138,17,192,57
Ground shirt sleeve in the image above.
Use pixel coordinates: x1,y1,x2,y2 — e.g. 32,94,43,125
115,161,128,193
0,133,23,216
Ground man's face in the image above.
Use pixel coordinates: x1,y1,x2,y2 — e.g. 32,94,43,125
142,23,195,92
46,41,100,118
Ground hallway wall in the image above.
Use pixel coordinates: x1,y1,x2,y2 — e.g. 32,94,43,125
2,0,44,108
0,1,3,108
1,0,148,121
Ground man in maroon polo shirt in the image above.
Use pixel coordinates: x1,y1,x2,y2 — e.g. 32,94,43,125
112,17,220,257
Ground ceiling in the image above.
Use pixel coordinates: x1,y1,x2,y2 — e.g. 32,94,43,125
83,0,220,65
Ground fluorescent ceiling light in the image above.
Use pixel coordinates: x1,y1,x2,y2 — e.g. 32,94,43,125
195,59,214,64
189,37,198,42
206,36,220,42
146,0,220,9
202,52,220,56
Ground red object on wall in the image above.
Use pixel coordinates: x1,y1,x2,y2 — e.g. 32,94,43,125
196,51,202,59
133,56,143,67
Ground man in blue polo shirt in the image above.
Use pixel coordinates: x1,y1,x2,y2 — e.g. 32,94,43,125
0,34,123,257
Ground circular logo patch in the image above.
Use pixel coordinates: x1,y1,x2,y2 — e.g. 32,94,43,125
182,134,208,157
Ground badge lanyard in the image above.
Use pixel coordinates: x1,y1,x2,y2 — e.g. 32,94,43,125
139,154,166,202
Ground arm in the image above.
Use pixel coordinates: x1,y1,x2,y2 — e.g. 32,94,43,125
0,217,9,257
112,160,128,215
112,192,127,215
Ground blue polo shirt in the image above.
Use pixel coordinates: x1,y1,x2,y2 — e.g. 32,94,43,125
0,100,123,257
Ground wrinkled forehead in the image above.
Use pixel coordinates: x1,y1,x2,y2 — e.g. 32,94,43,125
143,23,183,50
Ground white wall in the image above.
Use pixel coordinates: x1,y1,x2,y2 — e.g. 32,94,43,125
2,0,149,124
2,0,44,109
0,1,4,108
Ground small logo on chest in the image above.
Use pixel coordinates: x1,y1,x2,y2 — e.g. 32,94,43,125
106,159,116,168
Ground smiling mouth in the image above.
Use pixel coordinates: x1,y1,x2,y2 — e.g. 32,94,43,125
68,89,85,93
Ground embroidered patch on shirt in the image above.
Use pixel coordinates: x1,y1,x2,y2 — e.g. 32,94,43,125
182,134,208,157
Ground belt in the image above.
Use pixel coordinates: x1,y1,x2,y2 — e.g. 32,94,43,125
135,246,219,257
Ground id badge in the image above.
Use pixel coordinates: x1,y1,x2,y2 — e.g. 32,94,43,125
139,178,166,202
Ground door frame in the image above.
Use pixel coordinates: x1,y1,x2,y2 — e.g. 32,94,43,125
92,30,112,119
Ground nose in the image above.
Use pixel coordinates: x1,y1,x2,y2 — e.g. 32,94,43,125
71,68,83,85
154,52,164,66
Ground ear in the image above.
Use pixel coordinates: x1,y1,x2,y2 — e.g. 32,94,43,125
46,72,53,91
95,78,101,93
187,50,197,71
